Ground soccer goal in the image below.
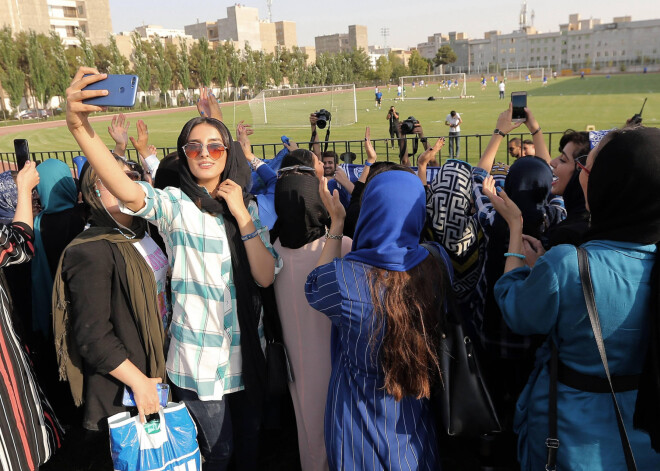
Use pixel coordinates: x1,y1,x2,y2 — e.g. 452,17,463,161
399,74,467,101
503,67,545,82
248,84,357,128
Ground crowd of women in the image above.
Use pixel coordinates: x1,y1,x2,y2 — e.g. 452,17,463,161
0,65,658,471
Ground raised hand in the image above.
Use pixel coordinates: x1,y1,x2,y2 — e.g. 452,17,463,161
197,87,223,121
66,67,108,131
482,175,522,227
108,113,130,155
495,103,524,135
319,177,346,224
364,127,377,164
129,119,150,158
16,161,40,194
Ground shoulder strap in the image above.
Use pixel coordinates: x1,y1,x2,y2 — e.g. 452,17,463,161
577,247,638,471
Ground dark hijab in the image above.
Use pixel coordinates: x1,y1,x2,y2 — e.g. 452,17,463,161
582,127,660,451
270,150,330,249
177,117,267,396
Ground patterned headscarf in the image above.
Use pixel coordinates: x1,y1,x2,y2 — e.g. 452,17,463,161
0,171,17,224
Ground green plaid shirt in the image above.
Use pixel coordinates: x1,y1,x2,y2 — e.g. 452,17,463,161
121,183,282,400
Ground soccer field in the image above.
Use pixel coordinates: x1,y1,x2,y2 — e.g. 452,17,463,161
0,73,658,164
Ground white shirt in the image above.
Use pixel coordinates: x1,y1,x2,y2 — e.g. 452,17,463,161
445,113,461,133
499,82,505,92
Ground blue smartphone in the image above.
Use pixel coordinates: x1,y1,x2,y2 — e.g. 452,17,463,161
82,74,139,107
122,383,169,408
281,135,290,146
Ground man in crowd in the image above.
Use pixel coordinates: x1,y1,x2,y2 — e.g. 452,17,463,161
445,110,463,159
375,89,383,110
322,151,352,209
508,138,522,159
499,80,506,99
522,139,536,156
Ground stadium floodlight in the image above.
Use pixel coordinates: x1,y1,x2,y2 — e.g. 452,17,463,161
248,84,357,128
399,74,468,101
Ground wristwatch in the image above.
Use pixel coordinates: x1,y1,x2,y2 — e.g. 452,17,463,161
493,128,506,137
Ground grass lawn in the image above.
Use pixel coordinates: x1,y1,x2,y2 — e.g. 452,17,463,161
0,73,657,166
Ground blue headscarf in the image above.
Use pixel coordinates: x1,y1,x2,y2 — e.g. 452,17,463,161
0,171,17,224
32,159,78,337
345,170,428,272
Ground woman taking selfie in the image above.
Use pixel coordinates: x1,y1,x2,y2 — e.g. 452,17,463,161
65,67,282,470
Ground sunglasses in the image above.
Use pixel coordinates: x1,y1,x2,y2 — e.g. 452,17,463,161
574,154,590,175
276,165,317,178
97,171,141,188
183,142,228,160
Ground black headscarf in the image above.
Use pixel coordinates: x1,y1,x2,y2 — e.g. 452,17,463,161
270,150,330,249
582,127,660,451
545,170,589,248
177,117,267,398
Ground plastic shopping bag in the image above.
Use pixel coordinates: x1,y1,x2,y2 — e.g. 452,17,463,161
108,402,201,471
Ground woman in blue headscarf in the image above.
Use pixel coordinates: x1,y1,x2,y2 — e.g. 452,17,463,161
32,159,85,339
305,166,453,471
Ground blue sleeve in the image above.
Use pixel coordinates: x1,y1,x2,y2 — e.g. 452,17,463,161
493,255,560,335
305,260,343,323
256,164,277,195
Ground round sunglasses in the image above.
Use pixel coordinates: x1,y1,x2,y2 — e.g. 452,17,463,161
183,142,228,160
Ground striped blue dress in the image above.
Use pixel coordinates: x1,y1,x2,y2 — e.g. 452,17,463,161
306,258,439,471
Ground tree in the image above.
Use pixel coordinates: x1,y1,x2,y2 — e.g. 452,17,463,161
408,50,428,76
213,43,229,100
0,27,26,114
26,31,50,110
76,31,95,67
131,32,151,106
375,55,393,84
388,51,408,80
228,45,242,100
255,51,269,92
243,43,256,97
269,48,283,88
107,35,127,74
177,40,192,102
49,32,70,102
197,37,213,87
434,45,457,69
349,47,371,81
92,43,113,73
152,38,173,106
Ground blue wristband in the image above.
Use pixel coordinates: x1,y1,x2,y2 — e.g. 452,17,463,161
241,227,266,242
504,252,526,260
364,161,373,167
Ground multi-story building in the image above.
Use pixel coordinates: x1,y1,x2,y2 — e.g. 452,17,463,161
0,0,112,45
315,25,368,55
184,5,297,52
418,14,660,74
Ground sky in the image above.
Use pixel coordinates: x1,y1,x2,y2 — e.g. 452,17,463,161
109,0,660,50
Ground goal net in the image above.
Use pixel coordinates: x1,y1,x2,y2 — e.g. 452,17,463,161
248,84,357,128
399,74,467,101
503,67,545,82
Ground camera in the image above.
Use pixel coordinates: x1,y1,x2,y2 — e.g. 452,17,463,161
400,116,418,134
314,109,332,129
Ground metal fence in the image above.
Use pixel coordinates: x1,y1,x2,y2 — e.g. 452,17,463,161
0,131,575,172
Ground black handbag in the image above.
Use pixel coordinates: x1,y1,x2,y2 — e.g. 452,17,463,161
545,247,638,471
422,243,502,437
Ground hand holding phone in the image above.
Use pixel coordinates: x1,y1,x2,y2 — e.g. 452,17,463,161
14,139,30,170
122,383,169,408
511,91,527,123
82,74,139,108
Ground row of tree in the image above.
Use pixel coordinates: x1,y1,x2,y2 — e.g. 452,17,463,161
0,26,457,115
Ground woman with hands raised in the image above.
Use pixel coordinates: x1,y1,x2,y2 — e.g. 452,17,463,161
66,67,282,470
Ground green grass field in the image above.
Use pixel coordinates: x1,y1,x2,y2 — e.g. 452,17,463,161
1,73,658,166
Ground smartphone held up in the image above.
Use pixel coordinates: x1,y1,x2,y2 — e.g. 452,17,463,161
14,139,30,170
82,74,139,108
511,91,527,123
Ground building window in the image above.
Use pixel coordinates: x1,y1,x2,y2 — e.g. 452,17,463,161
78,5,85,16
63,6,77,18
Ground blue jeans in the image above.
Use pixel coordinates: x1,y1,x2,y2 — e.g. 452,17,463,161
172,385,261,471
449,131,460,158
